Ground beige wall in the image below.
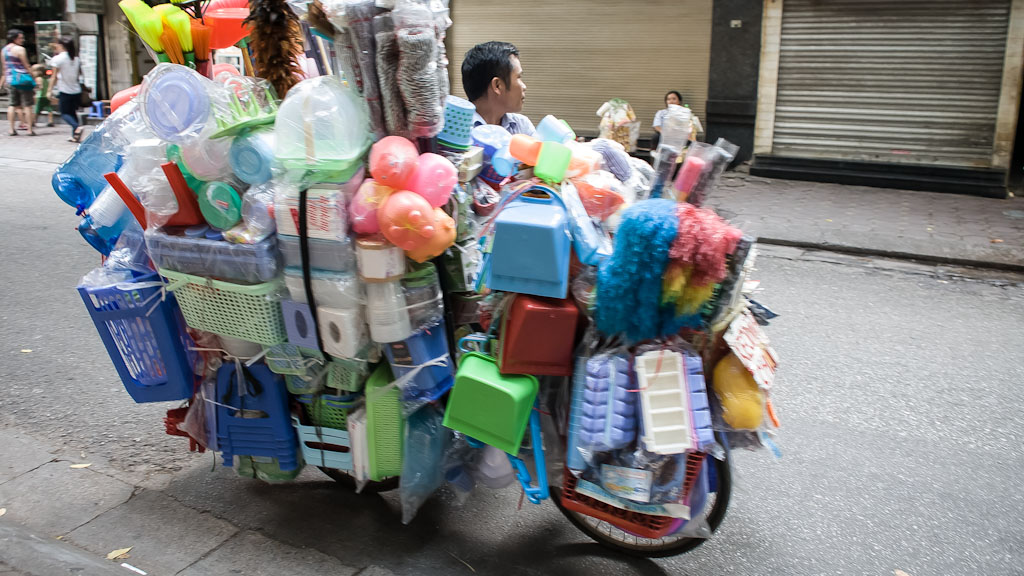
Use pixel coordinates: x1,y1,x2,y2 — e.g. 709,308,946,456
449,0,712,138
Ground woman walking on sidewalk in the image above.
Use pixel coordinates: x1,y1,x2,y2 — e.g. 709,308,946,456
2,29,37,136
49,37,83,142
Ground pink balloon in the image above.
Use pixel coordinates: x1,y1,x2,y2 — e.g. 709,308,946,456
369,136,419,189
406,153,458,208
378,190,437,250
349,179,393,235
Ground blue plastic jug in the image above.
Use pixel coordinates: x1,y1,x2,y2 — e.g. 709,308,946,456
52,123,124,211
77,186,140,255
488,187,571,299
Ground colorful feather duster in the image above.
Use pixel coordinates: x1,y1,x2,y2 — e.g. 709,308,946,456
244,0,303,97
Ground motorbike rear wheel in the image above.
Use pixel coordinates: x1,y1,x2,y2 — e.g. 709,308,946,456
552,452,732,558
319,467,400,494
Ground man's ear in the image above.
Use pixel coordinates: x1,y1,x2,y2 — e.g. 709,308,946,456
490,76,504,97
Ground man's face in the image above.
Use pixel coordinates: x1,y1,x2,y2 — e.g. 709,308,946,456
501,55,526,113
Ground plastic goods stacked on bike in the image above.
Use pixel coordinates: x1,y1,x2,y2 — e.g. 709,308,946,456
54,0,780,558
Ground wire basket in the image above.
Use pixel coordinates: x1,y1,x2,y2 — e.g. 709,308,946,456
160,268,286,345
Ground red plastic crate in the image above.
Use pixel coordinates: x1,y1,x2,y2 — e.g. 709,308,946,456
560,472,677,539
164,407,206,453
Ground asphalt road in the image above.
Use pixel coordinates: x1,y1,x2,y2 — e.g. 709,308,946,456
1,150,1023,575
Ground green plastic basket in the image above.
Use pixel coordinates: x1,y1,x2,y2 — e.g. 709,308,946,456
161,269,286,345
365,363,404,481
286,373,324,395
305,399,348,429
327,357,370,392
265,343,323,376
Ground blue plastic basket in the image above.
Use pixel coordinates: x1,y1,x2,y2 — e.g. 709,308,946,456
293,416,353,470
78,271,196,403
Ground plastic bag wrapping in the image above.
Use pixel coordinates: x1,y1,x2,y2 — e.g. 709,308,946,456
279,233,356,272
146,228,282,284
401,262,443,329
273,76,371,178
571,170,627,222
180,375,218,450
441,431,476,504
285,268,365,309
587,139,633,183
672,139,739,207
138,63,231,144
394,2,442,137
333,28,364,91
596,98,640,152
337,0,386,139
273,173,362,241
215,75,280,137
658,105,692,151
559,180,611,266
399,403,447,524
223,183,278,244
105,220,151,273
374,13,410,137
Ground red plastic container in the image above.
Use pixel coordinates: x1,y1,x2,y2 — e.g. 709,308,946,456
498,294,578,376
559,473,677,539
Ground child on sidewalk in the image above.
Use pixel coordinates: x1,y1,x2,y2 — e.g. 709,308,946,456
31,64,55,127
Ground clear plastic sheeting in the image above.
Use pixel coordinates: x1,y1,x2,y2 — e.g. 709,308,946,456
146,228,282,284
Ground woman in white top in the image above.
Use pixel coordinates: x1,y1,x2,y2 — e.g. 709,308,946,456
653,90,683,135
48,37,84,142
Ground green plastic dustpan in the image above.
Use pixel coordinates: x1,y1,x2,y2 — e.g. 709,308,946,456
442,352,538,455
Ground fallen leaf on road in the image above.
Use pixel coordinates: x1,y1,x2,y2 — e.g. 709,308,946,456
894,571,911,576
0,508,6,516
20,349,31,353
825,219,833,222
69,463,92,469
106,547,132,560
991,238,1004,244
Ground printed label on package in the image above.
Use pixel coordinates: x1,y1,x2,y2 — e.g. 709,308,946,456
723,308,779,390
600,465,653,503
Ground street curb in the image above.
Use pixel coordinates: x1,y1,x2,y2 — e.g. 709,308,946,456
757,237,1024,274
0,519,124,576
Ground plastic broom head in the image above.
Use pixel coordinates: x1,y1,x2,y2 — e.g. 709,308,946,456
120,0,163,53
191,20,211,61
160,24,184,64
156,4,193,52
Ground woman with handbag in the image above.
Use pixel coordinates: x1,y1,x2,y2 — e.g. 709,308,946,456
49,37,85,142
2,29,37,137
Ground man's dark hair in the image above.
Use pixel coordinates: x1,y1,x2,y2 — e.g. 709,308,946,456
461,41,519,102
7,29,24,44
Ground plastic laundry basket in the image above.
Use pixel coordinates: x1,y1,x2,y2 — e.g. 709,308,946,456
365,363,404,481
160,268,287,345
78,271,197,403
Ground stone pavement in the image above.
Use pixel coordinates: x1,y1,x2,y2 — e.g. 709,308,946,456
710,169,1024,270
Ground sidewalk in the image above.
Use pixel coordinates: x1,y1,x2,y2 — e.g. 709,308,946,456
5,130,1023,269
710,169,1024,271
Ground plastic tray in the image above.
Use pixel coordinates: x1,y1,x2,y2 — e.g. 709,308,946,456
635,350,694,455
278,234,356,273
78,271,197,403
161,268,287,345
146,228,281,284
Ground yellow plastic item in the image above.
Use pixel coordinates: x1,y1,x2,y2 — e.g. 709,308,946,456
119,0,165,55
712,352,765,430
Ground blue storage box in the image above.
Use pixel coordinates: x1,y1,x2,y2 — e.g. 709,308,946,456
78,271,197,403
216,362,299,471
146,228,281,284
383,318,455,404
487,188,570,299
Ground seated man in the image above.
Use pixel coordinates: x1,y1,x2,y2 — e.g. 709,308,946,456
461,41,535,137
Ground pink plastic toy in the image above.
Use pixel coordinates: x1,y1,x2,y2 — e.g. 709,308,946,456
378,190,437,250
405,153,457,208
349,179,393,235
369,136,419,189
406,207,456,263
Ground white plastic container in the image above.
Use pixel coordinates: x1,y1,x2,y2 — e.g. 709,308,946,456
284,268,364,310
635,350,695,455
346,407,369,486
365,280,413,343
317,306,368,359
356,237,406,281
219,336,263,358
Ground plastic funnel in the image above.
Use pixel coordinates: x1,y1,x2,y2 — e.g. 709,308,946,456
207,7,250,50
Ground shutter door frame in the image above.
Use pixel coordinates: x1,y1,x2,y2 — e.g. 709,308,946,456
448,0,712,140
755,0,1024,170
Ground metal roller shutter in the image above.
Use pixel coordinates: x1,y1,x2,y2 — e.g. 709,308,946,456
772,0,1011,168
449,0,712,138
